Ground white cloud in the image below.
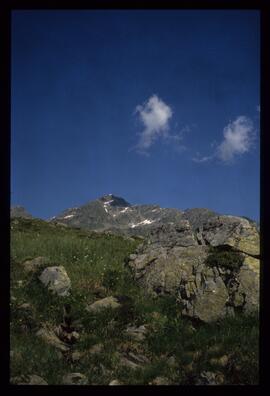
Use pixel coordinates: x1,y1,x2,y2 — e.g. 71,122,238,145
256,105,260,113
216,116,255,163
135,95,173,152
192,116,255,165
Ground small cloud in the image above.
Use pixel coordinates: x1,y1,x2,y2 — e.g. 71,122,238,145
256,105,260,113
192,116,255,165
192,155,213,163
216,116,255,163
134,95,173,152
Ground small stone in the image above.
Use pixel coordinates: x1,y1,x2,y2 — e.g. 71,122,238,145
86,296,121,313
196,371,225,385
109,379,123,385
129,254,137,260
124,324,147,341
36,326,70,352
62,372,88,385
119,356,140,370
150,376,170,385
22,256,48,273
28,375,48,385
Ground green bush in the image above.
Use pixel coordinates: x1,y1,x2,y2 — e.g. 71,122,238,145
205,247,244,272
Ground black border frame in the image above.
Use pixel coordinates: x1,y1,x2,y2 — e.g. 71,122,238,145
1,1,269,394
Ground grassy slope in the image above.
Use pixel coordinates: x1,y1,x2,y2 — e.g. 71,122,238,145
10,218,259,385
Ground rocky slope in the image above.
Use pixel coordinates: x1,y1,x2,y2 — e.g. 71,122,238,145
49,195,260,323
10,217,259,385
50,194,219,236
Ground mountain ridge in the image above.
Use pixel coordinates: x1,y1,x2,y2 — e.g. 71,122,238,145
11,194,259,234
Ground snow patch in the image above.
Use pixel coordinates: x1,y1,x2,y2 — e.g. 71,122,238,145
120,207,129,213
104,200,114,206
63,214,75,219
129,219,155,228
104,200,114,213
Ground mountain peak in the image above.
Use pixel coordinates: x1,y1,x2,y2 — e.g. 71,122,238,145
98,194,131,207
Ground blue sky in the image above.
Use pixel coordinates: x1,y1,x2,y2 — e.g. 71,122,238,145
11,10,260,220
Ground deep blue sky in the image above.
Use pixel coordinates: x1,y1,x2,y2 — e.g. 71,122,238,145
11,10,260,220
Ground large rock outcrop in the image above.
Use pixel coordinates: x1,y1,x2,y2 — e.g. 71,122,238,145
127,216,259,322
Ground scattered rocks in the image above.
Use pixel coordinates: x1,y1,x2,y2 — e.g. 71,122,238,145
39,266,71,297
86,296,121,313
62,372,88,385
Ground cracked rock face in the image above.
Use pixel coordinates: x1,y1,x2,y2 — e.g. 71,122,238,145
127,217,259,323
196,215,260,256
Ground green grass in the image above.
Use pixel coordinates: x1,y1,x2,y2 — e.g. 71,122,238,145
10,217,259,385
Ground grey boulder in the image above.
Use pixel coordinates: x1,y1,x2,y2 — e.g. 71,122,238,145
39,266,71,296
